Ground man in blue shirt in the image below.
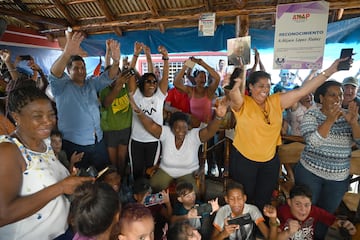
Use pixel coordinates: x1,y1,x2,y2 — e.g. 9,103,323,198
49,31,120,171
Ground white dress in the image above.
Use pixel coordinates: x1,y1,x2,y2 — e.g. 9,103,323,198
0,136,70,240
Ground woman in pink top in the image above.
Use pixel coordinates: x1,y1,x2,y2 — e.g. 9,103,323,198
174,57,220,126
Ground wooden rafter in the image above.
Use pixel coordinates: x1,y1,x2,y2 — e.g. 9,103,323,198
0,7,68,28
96,0,122,36
145,0,165,33
53,0,76,26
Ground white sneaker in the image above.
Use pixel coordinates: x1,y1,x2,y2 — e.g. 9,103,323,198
204,160,208,176
210,164,219,177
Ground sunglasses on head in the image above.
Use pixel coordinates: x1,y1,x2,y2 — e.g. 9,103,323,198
145,79,158,84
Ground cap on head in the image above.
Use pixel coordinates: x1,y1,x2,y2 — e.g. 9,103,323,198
342,76,358,87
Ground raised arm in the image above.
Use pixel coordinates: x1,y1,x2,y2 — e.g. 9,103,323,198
192,57,220,96
158,45,169,94
280,58,343,109
174,63,192,95
0,49,18,81
107,39,121,79
30,62,48,91
143,44,153,73
128,42,143,93
51,31,85,77
129,93,162,139
199,97,228,142
104,39,111,68
228,66,246,111
102,71,132,108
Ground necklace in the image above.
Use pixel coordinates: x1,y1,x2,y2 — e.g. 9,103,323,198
15,130,47,152
258,102,270,125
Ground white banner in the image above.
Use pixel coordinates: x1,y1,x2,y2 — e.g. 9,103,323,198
273,1,329,69
198,13,216,37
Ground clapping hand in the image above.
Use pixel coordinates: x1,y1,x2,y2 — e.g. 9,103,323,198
343,101,359,125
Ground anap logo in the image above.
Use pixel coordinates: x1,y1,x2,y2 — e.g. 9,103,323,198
292,13,311,22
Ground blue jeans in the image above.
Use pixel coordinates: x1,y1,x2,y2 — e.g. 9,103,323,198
62,138,110,171
294,162,350,213
294,163,350,240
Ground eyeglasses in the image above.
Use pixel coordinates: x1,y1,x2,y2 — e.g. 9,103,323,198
145,79,158,84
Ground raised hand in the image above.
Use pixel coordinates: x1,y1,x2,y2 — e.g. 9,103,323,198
208,197,220,214
343,101,359,125
263,204,277,219
160,189,170,204
64,31,85,55
108,39,120,62
158,45,168,57
134,41,143,56
0,49,11,63
143,44,151,55
214,96,229,118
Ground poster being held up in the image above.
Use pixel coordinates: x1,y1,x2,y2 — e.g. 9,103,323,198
198,13,216,36
227,36,251,66
273,1,329,69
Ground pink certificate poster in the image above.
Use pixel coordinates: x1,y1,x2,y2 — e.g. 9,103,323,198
273,1,329,69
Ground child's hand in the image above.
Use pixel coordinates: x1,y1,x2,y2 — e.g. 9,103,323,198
70,151,84,164
187,208,201,219
223,218,240,237
160,189,170,204
208,198,219,214
337,219,357,236
285,219,301,236
263,204,277,219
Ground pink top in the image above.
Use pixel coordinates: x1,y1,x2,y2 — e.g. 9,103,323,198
189,88,212,123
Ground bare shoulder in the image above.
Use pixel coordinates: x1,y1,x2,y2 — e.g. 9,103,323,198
0,142,25,172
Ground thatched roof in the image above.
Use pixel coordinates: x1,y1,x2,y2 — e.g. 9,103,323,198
1,0,360,38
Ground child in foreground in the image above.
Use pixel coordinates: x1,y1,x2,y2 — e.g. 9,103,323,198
277,184,356,240
118,202,155,240
211,181,277,240
171,181,219,239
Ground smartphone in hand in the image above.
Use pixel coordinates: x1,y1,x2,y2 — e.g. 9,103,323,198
144,192,163,207
185,59,196,68
338,48,353,71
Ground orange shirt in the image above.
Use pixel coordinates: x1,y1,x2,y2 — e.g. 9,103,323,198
0,114,15,135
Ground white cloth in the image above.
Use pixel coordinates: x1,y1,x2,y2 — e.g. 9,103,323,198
131,88,166,142
159,126,201,178
0,136,70,240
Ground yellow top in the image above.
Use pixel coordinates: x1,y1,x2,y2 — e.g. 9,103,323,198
232,93,282,162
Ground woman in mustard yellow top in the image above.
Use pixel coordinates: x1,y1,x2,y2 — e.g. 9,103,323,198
228,59,343,211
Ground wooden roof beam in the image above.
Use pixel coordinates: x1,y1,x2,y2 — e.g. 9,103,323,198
53,0,77,26
0,7,68,27
145,0,165,33
96,0,122,36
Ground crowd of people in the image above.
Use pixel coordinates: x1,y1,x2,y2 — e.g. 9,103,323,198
0,30,359,240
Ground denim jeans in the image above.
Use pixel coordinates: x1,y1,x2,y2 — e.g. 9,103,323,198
294,162,350,213
62,138,110,171
294,162,350,240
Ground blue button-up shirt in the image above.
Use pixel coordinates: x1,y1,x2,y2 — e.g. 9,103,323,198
49,72,112,145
